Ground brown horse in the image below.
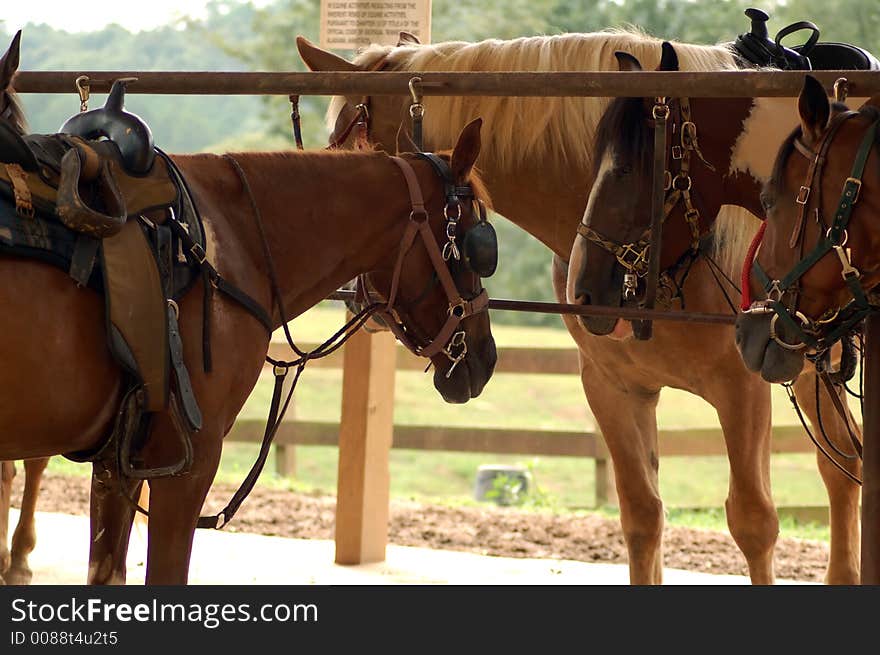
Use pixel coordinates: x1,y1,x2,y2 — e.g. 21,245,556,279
0,90,496,584
299,29,861,584
0,29,51,586
738,76,880,384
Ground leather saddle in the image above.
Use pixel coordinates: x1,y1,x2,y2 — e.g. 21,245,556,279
730,7,880,71
0,80,206,478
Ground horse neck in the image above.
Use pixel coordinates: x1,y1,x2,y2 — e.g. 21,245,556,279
727,96,801,198
681,95,767,221
181,151,413,325
479,161,590,259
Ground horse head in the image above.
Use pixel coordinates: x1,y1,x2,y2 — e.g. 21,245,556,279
737,75,880,382
566,41,756,339
351,118,497,403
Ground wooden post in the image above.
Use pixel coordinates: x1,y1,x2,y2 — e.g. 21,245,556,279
334,323,397,565
274,444,296,478
274,393,297,477
594,438,618,508
861,314,880,583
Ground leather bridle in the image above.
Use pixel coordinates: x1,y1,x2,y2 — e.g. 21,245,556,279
742,111,879,353
576,96,716,300
363,155,489,377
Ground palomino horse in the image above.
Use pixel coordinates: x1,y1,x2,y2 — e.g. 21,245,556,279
565,44,865,583
0,103,496,583
0,29,51,586
738,77,880,384
298,29,860,583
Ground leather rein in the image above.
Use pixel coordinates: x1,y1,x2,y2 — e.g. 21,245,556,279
742,111,880,354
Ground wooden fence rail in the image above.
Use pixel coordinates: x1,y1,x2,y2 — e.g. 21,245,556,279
14,69,880,97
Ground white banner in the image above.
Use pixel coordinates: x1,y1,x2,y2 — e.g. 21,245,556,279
320,0,432,49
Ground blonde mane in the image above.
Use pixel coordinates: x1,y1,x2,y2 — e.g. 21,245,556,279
329,29,738,170
328,29,754,278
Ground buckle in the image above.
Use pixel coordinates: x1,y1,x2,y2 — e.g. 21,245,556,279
796,185,811,205
616,243,649,274
671,145,683,160
844,177,862,204
190,243,207,264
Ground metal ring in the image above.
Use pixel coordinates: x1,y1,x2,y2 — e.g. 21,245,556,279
769,311,810,351
167,299,179,321
672,173,692,192
826,227,848,247
448,301,466,318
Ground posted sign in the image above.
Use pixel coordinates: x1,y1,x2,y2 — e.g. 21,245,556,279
320,1,432,49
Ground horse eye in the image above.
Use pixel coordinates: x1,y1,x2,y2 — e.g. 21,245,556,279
613,165,632,177
760,193,775,211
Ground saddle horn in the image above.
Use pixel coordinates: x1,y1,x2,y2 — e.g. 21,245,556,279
60,78,155,174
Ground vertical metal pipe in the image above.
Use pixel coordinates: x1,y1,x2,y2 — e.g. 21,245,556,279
862,313,880,583
634,101,668,340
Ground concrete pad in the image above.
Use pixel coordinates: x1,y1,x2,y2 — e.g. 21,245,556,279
11,509,815,585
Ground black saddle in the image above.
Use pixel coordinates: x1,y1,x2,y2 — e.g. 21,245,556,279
730,7,880,71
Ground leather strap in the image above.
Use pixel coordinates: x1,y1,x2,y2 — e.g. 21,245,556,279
4,162,33,218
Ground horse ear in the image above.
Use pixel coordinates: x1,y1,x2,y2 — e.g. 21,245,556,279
614,51,642,72
397,31,421,46
798,75,830,144
295,35,358,72
658,41,679,72
451,118,482,181
0,30,22,90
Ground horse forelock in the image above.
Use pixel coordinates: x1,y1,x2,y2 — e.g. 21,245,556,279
327,30,737,172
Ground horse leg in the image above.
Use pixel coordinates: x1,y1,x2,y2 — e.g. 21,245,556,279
578,357,664,584
0,461,14,581
705,373,777,584
3,457,49,585
143,421,222,585
791,370,861,584
87,455,143,585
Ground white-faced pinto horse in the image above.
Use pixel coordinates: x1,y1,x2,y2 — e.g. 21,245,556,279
300,29,862,583
0,30,51,586
0,67,496,585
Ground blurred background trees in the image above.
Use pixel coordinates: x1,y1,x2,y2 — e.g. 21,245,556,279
4,0,878,324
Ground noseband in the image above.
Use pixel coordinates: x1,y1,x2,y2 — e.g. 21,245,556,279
743,112,879,352
576,97,715,300
363,156,489,377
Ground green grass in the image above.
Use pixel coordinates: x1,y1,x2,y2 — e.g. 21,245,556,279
46,303,838,543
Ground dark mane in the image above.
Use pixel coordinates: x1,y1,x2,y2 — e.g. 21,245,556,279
593,96,650,177
1,87,28,135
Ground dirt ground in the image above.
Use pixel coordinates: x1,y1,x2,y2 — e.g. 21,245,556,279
11,471,830,583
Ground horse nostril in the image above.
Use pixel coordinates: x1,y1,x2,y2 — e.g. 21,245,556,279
575,287,591,305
